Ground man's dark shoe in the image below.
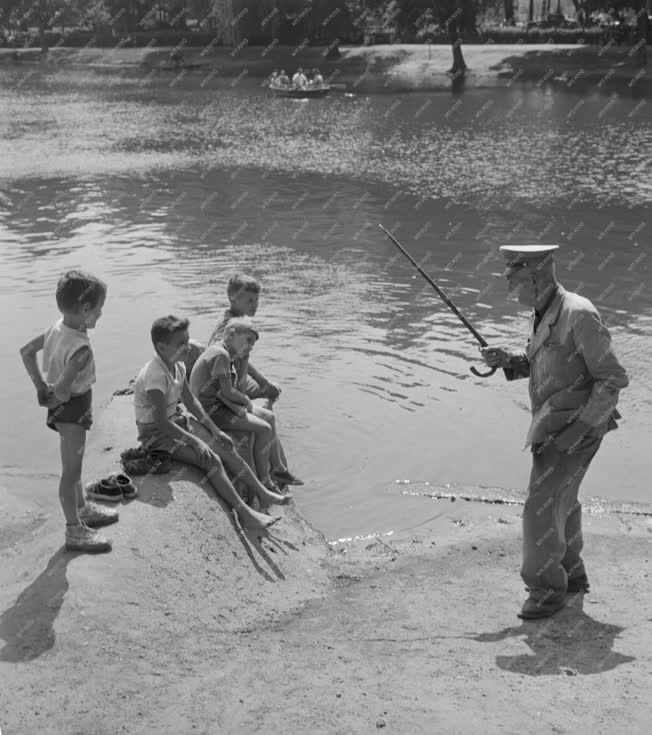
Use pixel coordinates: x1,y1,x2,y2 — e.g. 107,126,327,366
517,595,566,620
566,575,590,594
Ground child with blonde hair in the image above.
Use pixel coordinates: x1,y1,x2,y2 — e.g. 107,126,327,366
207,274,302,487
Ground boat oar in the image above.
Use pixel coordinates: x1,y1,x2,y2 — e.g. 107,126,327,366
379,224,497,378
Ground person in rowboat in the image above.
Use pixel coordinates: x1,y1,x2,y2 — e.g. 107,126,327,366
277,69,290,87
309,68,324,88
268,69,279,87
481,244,629,620
291,67,307,89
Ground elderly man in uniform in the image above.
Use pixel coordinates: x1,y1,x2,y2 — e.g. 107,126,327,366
481,244,629,619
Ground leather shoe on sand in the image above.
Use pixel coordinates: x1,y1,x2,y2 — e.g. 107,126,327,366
566,575,590,593
517,595,566,620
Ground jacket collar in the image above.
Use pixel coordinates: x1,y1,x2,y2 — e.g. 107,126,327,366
526,284,565,359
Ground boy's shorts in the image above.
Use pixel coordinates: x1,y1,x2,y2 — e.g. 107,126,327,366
200,399,246,432
137,411,192,453
244,376,263,399
46,389,93,432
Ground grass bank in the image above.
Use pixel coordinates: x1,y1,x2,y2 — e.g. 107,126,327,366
0,394,650,733
1,43,649,95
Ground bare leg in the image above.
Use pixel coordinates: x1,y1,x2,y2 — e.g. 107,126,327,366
204,422,291,506
219,412,275,485
260,396,288,467
57,423,85,525
75,479,85,510
217,445,291,507
170,442,280,530
251,406,287,473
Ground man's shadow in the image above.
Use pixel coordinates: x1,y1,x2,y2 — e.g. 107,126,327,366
469,595,635,675
0,548,79,662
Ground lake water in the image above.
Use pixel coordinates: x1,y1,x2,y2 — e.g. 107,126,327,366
1,66,650,541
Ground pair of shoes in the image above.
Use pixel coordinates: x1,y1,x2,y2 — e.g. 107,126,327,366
567,575,590,594
517,594,566,620
270,468,304,486
86,473,137,503
78,501,119,528
65,523,112,553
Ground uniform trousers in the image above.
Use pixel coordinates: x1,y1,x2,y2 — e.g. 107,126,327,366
522,433,603,597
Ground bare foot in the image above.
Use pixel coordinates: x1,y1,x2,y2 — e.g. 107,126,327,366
237,505,280,531
260,487,292,506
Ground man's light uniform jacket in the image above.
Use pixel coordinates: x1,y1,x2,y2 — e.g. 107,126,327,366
503,285,629,448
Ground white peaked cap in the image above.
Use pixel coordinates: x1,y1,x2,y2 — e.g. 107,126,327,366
499,244,559,255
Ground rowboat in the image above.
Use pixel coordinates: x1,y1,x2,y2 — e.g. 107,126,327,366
269,84,331,99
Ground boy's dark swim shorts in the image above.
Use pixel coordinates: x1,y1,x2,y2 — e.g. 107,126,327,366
46,389,93,432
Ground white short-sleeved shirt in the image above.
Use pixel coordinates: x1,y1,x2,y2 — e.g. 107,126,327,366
134,355,186,425
42,318,96,395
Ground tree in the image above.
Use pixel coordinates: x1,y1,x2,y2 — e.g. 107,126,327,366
76,0,112,31
6,0,80,51
504,0,515,24
390,0,484,76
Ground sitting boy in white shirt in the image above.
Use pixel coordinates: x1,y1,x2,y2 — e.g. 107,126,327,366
134,315,290,531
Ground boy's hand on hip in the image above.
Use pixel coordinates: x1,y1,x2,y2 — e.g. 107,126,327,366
37,384,59,408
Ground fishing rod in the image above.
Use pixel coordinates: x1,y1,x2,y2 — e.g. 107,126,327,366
379,224,497,378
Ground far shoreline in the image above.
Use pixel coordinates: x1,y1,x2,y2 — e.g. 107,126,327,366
1,43,650,96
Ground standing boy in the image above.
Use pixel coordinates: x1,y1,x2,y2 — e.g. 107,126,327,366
20,271,117,553
134,315,288,531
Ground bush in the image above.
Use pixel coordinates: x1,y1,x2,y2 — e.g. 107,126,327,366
404,25,649,45
21,29,227,49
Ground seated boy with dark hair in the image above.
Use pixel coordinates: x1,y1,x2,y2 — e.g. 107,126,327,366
207,273,302,487
134,315,289,532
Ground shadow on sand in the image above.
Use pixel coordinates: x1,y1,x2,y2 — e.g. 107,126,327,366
469,594,635,676
0,548,81,662
132,450,296,583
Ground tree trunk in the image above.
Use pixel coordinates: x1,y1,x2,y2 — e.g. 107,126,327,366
504,0,515,25
39,25,48,55
635,1,648,67
528,0,534,23
448,21,467,76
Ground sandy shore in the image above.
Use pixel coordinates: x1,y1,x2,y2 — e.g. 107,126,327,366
0,395,650,734
1,43,649,95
